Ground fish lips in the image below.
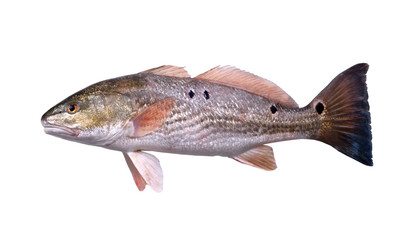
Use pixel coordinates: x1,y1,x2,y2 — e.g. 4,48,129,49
41,118,80,138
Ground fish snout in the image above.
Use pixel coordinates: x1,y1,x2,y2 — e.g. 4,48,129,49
41,112,80,137
41,113,49,127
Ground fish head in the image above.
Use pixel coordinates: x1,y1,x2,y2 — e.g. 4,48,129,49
41,86,134,146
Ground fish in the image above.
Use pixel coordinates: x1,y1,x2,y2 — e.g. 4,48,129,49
41,63,372,192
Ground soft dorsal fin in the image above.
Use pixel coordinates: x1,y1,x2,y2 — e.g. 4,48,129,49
140,65,190,78
126,98,176,138
195,66,298,108
233,145,277,171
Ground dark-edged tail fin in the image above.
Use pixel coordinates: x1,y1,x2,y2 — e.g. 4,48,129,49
311,63,372,166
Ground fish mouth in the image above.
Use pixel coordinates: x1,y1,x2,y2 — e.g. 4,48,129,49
41,119,80,137
43,125,80,137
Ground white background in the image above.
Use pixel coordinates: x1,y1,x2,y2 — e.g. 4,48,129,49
1,1,401,239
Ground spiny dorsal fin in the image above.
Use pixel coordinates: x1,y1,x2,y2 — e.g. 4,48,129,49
195,66,298,108
126,98,176,138
140,65,190,78
233,145,277,171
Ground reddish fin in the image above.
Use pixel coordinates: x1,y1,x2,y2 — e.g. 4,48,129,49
140,65,190,78
195,66,298,108
128,98,176,138
123,153,146,191
233,145,277,170
124,151,163,192
311,63,372,166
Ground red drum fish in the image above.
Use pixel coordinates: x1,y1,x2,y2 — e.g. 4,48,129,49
41,64,372,191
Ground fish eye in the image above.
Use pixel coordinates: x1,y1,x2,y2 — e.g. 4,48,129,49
67,104,79,114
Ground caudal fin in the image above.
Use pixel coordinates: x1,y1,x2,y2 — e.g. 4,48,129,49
311,63,372,166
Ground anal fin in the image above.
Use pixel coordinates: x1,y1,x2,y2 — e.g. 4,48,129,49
233,145,277,170
123,152,163,192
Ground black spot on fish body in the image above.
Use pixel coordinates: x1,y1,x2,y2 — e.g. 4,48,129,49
188,90,195,98
270,105,277,114
315,102,324,115
204,90,210,100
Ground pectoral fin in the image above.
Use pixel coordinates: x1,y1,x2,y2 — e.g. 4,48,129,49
233,145,277,170
127,98,176,138
123,151,163,192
